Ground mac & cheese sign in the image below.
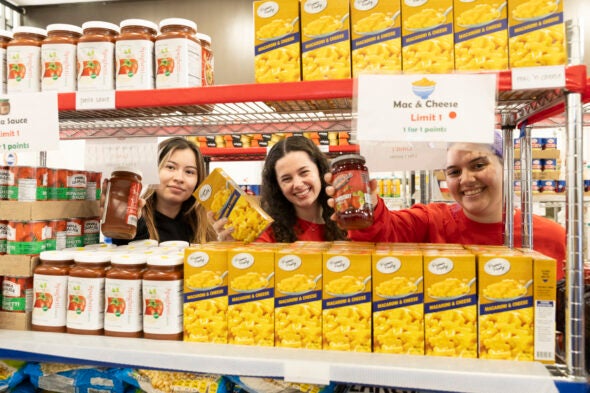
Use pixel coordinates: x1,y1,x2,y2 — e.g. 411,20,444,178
356,73,497,144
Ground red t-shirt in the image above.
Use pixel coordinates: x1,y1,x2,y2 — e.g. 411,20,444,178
257,217,326,243
349,198,567,280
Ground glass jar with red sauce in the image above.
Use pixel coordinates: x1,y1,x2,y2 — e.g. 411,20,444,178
104,253,146,337
67,252,110,335
101,168,142,240
77,21,119,91
32,250,74,332
42,23,82,92
116,18,158,90
196,33,214,86
7,26,47,93
142,254,184,340
330,154,374,230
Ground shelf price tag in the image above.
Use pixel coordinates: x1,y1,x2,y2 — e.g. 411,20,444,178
511,65,566,90
75,90,116,110
0,92,59,154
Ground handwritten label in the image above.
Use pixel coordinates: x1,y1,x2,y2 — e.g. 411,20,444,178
511,65,566,90
76,91,116,110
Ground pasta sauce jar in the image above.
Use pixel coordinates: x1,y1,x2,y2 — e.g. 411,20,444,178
32,250,74,332
77,21,119,91
142,254,184,340
104,253,146,338
101,168,142,240
7,26,47,93
116,18,158,90
196,33,213,86
330,154,374,230
67,252,110,335
41,23,82,92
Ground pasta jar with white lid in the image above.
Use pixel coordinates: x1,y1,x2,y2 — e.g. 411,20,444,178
196,32,213,86
32,250,75,333
0,29,13,94
155,17,201,88
158,240,189,251
116,18,158,90
77,21,119,91
41,23,82,92
7,26,47,93
142,253,183,340
67,251,110,335
104,253,147,338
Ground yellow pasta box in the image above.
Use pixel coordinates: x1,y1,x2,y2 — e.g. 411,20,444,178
350,0,402,76
322,248,372,352
183,244,229,343
401,0,454,73
453,0,508,71
423,249,477,358
300,0,351,80
274,247,323,349
508,0,565,67
227,245,275,346
254,0,301,83
477,250,534,361
194,168,273,243
519,249,557,364
372,248,424,355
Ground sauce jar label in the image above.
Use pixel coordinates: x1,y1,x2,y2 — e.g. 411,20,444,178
77,42,115,91
155,38,202,88
7,46,42,93
41,43,77,92
105,278,142,333
143,279,183,335
66,276,105,330
333,170,372,213
32,273,68,326
116,40,155,90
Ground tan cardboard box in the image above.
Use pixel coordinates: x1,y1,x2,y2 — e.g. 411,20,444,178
0,255,38,276
0,200,100,221
0,311,31,330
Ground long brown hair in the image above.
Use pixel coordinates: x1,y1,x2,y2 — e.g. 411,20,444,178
142,137,216,243
260,136,347,242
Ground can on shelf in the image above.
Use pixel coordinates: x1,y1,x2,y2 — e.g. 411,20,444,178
0,220,6,255
0,165,9,200
2,276,33,312
46,219,67,251
47,168,68,200
7,220,48,255
86,171,102,200
83,216,100,246
8,166,47,201
65,217,84,248
67,169,87,200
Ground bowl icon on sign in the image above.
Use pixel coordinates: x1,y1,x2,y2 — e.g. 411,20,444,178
412,78,436,99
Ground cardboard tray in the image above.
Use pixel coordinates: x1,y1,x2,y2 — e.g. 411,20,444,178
0,200,100,221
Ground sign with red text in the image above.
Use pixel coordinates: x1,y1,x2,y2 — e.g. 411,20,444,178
0,92,59,154
356,73,497,144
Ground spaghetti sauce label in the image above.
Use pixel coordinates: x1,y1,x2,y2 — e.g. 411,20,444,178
333,169,371,213
125,182,142,226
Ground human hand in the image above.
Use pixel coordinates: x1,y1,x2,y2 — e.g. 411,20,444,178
207,211,234,241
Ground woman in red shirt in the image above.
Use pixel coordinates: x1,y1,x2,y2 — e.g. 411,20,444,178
326,139,567,280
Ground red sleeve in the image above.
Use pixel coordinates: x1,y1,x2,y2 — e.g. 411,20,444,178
255,226,276,243
531,215,566,281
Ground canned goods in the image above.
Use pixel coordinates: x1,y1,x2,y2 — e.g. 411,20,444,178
7,220,48,255
8,166,47,201
46,219,67,251
86,171,102,200
2,276,33,312
540,180,555,193
0,220,6,255
556,180,566,193
0,165,9,200
47,168,68,200
67,169,87,200
83,217,100,246
66,217,84,248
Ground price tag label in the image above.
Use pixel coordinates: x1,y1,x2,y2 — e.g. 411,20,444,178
0,92,59,154
76,90,116,110
511,65,566,90
356,73,496,145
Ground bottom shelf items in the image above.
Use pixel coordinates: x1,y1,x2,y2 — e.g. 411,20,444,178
0,330,587,393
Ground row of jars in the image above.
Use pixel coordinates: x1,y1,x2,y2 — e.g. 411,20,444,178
31,242,186,340
0,17,214,94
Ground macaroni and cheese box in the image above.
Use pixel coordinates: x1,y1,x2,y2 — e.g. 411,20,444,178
350,0,402,77
322,248,372,352
194,168,273,243
300,0,351,80
372,248,424,355
477,251,534,361
254,0,301,83
423,250,477,358
274,247,323,349
227,246,275,346
401,0,454,73
453,0,508,71
508,0,565,67
519,249,557,364
183,244,229,343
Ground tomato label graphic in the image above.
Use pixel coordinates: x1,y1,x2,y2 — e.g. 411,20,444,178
68,294,86,313
34,291,53,311
156,57,174,76
145,298,164,318
43,62,63,80
118,58,138,77
8,63,26,81
106,297,126,317
80,60,101,78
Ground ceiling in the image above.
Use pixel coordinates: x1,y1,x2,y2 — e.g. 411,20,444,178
9,0,119,6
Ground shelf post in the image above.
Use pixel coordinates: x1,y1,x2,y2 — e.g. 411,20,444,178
501,113,516,248
519,124,534,250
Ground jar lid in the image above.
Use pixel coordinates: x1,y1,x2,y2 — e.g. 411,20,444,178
331,154,366,166
159,240,189,250
120,18,158,33
40,250,75,261
74,251,111,264
0,29,13,39
46,23,83,35
111,253,148,265
147,254,183,266
196,33,211,44
159,18,197,32
129,239,159,247
112,166,143,179
14,26,47,37
84,243,117,251
81,21,120,34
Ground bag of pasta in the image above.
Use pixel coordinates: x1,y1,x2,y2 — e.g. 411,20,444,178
23,362,126,393
118,368,234,393
194,168,273,243
0,360,27,392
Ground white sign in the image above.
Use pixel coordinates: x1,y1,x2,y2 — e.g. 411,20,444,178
356,73,497,144
360,140,447,171
511,65,566,90
0,92,59,154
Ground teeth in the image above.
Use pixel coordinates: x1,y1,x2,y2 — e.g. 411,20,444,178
464,188,482,196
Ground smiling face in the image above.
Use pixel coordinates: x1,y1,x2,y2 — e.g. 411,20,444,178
445,143,503,223
156,147,199,210
274,150,322,220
